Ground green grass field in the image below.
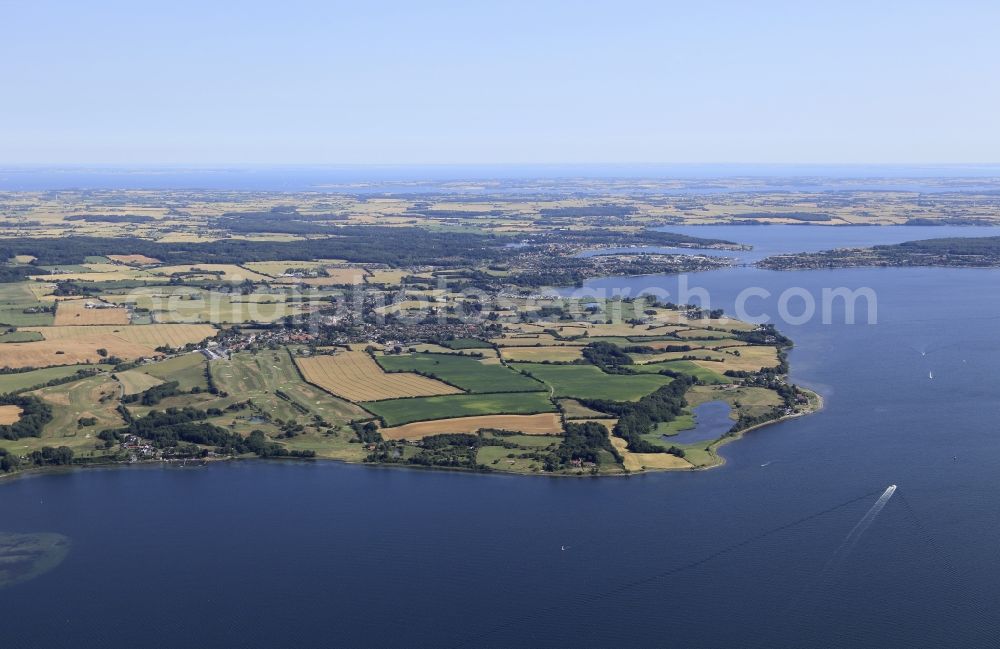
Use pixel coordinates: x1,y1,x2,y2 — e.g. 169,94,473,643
136,353,209,391
655,413,696,436
675,329,738,340
630,360,732,384
494,434,561,448
476,445,545,472
638,412,698,450
0,283,55,327
364,391,557,426
557,398,608,419
0,330,44,343
115,369,165,395
125,348,371,443
0,364,109,394
439,337,493,350
35,264,92,273
0,374,123,457
377,352,545,393
673,443,717,467
516,363,672,401
275,428,368,462
585,335,678,346
37,375,126,435
210,349,368,425
687,385,782,418
474,433,563,472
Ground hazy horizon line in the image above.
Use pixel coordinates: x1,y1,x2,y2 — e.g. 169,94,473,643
3,162,1000,168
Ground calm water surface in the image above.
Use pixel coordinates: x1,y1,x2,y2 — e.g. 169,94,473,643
4,226,1000,647
575,223,1000,264
669,401,733,445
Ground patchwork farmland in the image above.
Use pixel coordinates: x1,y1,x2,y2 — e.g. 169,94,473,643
296,351,462,402
364,391,558,427
0,189,819,477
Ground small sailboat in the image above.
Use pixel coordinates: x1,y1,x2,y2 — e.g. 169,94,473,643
928,371,934,379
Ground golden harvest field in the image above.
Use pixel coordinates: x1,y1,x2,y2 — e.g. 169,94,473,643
379,412,563,440
53,300,131,326
0,405,23,425
611,435,692,472
30,271,150,282
0,336,159,369
691,345,780,373
23,324,217,348
295,351,461,402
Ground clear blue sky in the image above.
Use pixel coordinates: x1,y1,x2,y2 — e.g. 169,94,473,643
2,0,998,164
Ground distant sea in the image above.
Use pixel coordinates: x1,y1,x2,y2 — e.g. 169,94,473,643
2,164,1000,193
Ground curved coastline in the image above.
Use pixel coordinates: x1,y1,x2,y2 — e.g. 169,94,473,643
694,387,824,471
1,390,824,481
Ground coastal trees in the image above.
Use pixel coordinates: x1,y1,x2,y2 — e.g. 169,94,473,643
578,376,696,454
0,448,20,472
101,407,312,459
581,341,634,374
0,395,53,440
544,421,622,470
28,446,74,466
0,445,73,472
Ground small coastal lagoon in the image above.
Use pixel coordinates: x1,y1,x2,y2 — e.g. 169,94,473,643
664,400,733,445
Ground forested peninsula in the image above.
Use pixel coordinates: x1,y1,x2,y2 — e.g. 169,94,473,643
758,236,1000,270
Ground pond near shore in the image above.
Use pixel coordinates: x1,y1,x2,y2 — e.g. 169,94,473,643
663,400,734,445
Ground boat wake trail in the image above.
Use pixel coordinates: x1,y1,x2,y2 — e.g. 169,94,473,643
760,484,900,647
831,484,897,562
803,484,898,590
449,488,883,649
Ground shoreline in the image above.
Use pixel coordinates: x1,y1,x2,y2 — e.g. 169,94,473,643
697,387,825,471
2,389,825,482
625,386,825,474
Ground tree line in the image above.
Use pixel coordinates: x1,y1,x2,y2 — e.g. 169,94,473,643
100,407,314,459
0,227,509,269
0,445,74,473
579,376,696,455
0,394,53,440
